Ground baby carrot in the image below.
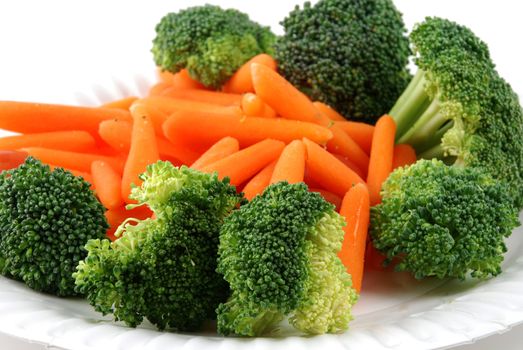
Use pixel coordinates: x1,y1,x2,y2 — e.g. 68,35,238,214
159,88,242,106
91,160,124,210
309,188,342,211
148,82,173,96
242,160,277,201
303,138,365,197
0,131,96,152
157,68,207,90
325,124,370,175
334,121,375,155
101,96,138,110
121,103,160,203
0,150,28,171
333,154,365,180
270,140,306,185
105,205,153,241
251,63,323,124
338,184,370,292
191,137,240,170
392,144,417,170
241,93,277,118
367,115,396,206
163,111,333,149
313,102,346,122
0,101,131,135
223,54,277,94
23,147,124,174
200,139,285,186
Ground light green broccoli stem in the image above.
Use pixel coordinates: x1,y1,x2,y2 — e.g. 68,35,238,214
389,70,431,138
289,211,357,334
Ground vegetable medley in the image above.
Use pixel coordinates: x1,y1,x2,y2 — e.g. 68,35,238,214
0,0,521,338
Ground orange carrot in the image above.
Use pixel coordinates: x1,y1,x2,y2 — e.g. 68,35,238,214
159,88,242,106
270,140,306,185
0,150,28,171
313,102,346,122
302,138,365,197
334,121,375,155
148,82,174,96
223,54,277,94
105,205,153,241
241,93,277,118
251,63,323,124
0,130,96,152
333,154,365,180
392,144,417,170
91,160,124,210
23,147,124,174
121,103,160,203
367,115,396,206
0,101,131,135
101,96,138,110
338,184,370,292
309,188,342,211
325,125,370,175
163,111,333,150
156,68,207,90
200,139,285,186
191,137,240,170
242,160,277,201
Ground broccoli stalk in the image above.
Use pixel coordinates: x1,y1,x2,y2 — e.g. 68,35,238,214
217,182,358,336
389,17,523,208
74,162,244,331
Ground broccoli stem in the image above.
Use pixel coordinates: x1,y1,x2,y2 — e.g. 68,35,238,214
415,120,454,154
389,70,431,139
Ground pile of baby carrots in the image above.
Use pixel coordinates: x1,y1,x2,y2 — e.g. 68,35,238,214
0,53,417,291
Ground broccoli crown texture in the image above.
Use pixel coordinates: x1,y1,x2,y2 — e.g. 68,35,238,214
390,17,523,208
275,0,411,122
152,4,276,88
74,162,243,331
370,159,519,280
0,157,107,296
217,182,358,336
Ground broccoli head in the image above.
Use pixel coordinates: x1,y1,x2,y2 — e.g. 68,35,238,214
152,5,276,88
389,17,523,208
217,182,358,336
74,162,243,331
0,157,107,296
275,0,411,122
370,159,519,280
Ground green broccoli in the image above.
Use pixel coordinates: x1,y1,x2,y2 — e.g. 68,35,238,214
152,5,276,88
217,182,358,336
0,157,107,296
370,159,519,280
74,162,243,331
389,17,523,208
274,0,411,122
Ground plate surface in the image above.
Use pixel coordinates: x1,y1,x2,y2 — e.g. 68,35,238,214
0,74,522,350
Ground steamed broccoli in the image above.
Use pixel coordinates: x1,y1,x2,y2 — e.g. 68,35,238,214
275,0,411,122
389,17,523,208
371,159,519,280
152,5,276,88
0,157,107,296
74,162,243,331
217,182,357,336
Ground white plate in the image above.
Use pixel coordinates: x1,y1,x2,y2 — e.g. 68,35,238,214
0,73,522,350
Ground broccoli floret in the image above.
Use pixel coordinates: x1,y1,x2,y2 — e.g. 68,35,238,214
370,159,519,280
389,17,523,208
217,182,357,336
0,157,107,296
74,162,243,331
274,0,411,122
152,5,276,88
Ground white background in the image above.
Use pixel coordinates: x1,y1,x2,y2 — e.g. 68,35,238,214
0,1,522,349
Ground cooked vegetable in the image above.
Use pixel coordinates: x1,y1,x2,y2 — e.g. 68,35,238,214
152,5,276,88
0,157,107,296
74,162,243,331
217,181,358,336
371,159,519,280
389,17,523,208
275,0,411,122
